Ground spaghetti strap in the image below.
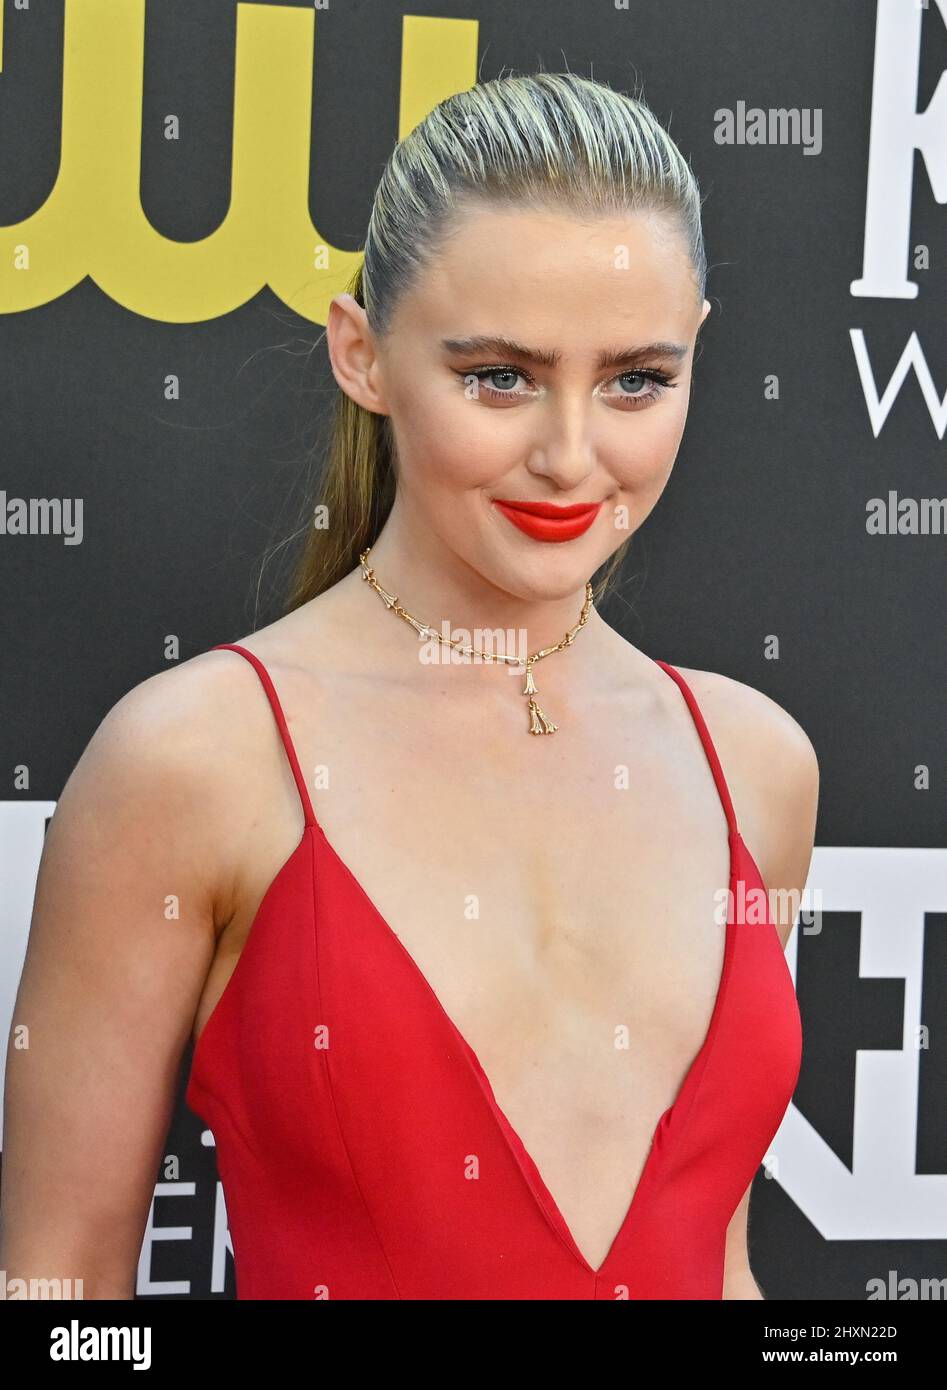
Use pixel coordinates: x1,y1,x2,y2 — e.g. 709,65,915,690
212,643,317,829
652,659,739,840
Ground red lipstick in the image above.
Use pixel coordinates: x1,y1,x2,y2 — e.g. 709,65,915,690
492,497,602,543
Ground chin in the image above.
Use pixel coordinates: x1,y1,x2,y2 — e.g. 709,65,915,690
482,551,599,603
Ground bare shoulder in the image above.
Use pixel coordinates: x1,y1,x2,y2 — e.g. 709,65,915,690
671,665,819,781
671,665,820,941
76,645,275,799
103,597,343,793
56,645,291,924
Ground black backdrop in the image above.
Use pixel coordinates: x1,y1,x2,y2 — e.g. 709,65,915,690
1,0,945,1300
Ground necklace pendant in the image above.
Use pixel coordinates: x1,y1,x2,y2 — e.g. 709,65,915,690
358,548,593,742
527,697,558,735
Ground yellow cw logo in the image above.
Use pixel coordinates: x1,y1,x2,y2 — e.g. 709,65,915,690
0,2,478,322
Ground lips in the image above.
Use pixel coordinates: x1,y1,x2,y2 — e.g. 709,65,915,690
492,497,602,543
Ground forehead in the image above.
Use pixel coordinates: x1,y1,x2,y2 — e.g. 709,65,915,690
393,203,700,344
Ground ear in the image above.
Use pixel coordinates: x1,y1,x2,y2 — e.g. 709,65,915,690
326,292,391,415
699,297,711,328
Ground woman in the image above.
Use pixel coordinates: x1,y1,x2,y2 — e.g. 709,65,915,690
1,72,818,1300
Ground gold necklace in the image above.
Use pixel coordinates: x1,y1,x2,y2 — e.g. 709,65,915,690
359,547,594,735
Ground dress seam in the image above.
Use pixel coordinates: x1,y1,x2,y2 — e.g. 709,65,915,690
187,1067,273,1177
307,830,403,1299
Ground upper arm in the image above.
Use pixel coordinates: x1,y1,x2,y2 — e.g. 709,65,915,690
742,702,819,950
0,659,241,1297
722,1180,764,1297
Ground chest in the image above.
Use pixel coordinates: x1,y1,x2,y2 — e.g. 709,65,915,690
291,680,729,1121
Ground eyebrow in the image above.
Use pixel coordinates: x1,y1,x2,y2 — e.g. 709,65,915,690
440,335,689,371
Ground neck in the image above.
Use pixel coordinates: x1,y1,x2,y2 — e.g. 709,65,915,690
350,507,610,665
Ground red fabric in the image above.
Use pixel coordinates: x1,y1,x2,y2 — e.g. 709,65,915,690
186,643,803,1299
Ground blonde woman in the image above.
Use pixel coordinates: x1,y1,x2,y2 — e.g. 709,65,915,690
1,72,818,1300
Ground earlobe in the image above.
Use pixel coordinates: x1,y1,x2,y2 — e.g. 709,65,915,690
326,294,389,414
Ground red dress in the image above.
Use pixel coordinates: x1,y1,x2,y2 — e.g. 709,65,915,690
186,643,803,1299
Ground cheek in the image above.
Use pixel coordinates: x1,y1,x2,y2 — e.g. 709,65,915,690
393,379,526,490
606,397,691,493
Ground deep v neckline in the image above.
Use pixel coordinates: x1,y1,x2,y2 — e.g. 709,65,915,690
204,643,744,1281
311,816,740,1279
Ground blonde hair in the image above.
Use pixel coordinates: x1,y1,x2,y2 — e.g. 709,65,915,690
283,71,706,612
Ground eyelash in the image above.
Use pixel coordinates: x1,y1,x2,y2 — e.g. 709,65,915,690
455,365,679,409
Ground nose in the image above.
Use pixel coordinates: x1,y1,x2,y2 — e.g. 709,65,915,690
524,396,598,492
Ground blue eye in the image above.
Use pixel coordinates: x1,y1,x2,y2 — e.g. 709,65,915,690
461,368,528,396
609,371,677,406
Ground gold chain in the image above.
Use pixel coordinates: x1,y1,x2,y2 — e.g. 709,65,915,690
358,547,594,735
